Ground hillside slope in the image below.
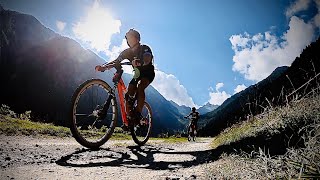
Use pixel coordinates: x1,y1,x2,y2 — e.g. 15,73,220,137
201,37,320,136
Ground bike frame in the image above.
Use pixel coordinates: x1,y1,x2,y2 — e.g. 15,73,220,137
115,78,129,126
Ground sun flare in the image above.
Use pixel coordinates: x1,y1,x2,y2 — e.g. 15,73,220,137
73,1,121,52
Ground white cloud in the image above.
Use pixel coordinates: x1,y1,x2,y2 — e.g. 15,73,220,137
215,82,224,91
285,0,311,18
234,84,247,94
230,15,315,82
56,20,66,32
106,39,128,60
72,0,121,52
208,83,231,105
151,70,197,107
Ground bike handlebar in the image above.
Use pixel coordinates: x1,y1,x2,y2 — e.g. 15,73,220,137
98,60,132,73
103,61,132,67
120,62,132,66
184,116,196,120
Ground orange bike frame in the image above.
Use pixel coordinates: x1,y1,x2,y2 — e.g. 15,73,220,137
116,78,129,126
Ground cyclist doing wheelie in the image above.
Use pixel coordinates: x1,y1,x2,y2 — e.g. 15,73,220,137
185,107,200,136
95,29,155,130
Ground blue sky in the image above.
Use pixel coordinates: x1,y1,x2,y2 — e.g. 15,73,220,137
1,0,319,107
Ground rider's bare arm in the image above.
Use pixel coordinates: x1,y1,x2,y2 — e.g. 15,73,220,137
142,53,152,66
108,49,130,65
132,53,151,67
185,113,191,118
95,49,130,72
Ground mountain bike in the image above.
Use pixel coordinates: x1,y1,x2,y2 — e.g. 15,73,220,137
184,116,197,141
70,61,152,149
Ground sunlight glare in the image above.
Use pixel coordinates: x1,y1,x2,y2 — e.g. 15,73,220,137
73,1,121,52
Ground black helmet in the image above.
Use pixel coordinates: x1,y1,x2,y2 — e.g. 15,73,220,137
192,107,196,111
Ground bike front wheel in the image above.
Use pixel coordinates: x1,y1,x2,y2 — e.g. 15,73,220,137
70,79,118,149
130,102,152,146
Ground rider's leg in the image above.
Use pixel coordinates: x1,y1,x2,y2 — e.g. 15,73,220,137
194,123,198,135
125,79,137,117
135,78,150,113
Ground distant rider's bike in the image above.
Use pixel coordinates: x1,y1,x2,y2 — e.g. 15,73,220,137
184,116,197,141
70,61,152,149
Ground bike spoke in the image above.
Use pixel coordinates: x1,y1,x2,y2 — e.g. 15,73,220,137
75,113,91,116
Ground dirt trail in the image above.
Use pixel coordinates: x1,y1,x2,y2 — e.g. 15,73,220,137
0,135,216,180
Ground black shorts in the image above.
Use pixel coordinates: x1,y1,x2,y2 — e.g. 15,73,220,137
129,70,155,86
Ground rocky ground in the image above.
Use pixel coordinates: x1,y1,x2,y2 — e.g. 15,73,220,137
0,135,217,180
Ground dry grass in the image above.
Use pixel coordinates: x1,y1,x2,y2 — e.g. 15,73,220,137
0,115,71,137
0,114,132,140
207,94,320,179
211,95,320,149
206,153,288,179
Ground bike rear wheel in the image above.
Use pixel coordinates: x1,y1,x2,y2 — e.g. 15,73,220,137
70,79,118,149
130,102,152,146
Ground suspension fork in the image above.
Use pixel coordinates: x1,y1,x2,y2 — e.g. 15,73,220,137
95,86,116,122
101,92,114,114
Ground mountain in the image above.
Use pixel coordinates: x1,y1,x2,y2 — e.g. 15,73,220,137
197,102,219,115
169,101,218,116
169,101,191,116
201,37,320,136
0,7,185,135
168,101,219,130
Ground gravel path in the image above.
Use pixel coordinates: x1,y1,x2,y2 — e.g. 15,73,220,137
0,135,215,180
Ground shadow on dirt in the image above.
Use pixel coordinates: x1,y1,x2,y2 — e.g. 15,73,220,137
56,144,217,170
56,127,302,170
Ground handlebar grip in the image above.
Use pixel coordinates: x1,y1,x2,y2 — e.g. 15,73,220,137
100,61,132,70
121,62,132,65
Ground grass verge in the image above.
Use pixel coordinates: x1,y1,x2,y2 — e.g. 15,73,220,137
150,136,188,143
0,115,132,140
207,95,320,179
0,115,71,137
0,115,188,143
211,95,320,149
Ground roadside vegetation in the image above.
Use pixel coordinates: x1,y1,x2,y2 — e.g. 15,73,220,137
0,115,71,137
207,93,320,179
0,105,187,143
0,104,130,140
